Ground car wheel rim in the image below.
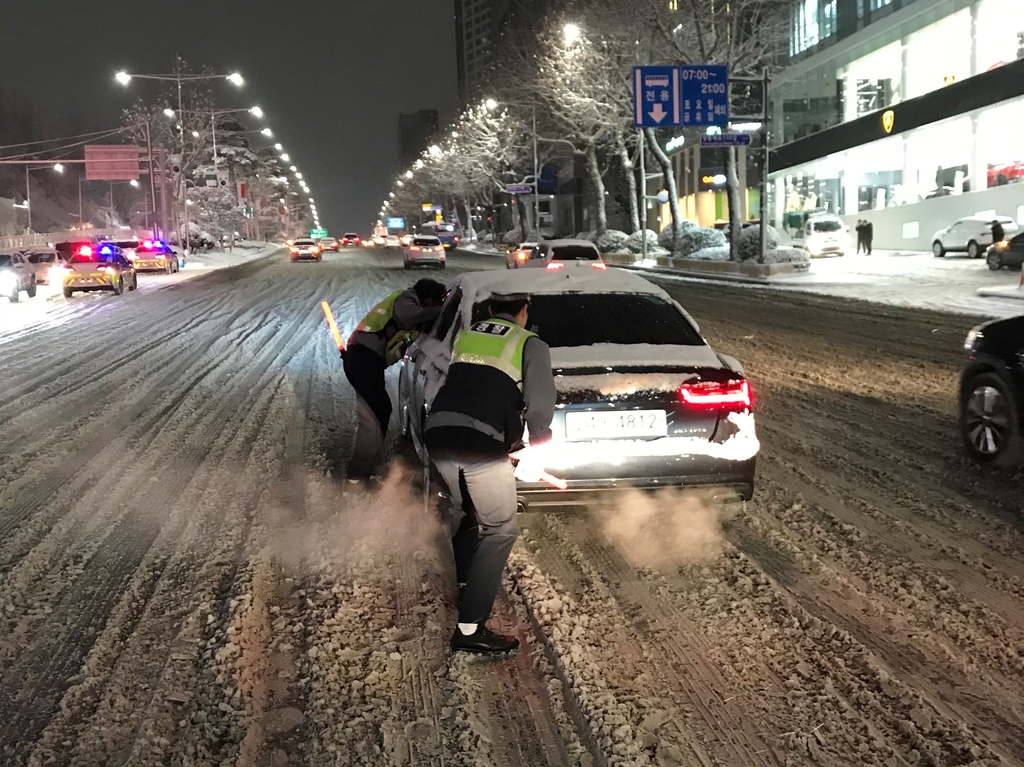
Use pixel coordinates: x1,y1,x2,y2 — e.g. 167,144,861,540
933,243,942,256
965,385,1011,455
969,244,977,257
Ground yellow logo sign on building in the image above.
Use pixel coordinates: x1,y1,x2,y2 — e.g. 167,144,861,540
882,110,895,134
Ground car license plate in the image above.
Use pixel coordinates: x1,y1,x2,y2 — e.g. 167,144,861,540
564,410,667,441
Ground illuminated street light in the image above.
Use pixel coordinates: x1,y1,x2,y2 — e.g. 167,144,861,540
295,172,303,179
249,106,263,118
405,170,413,179
53,164,64,174
163,108,175,118
261,128,273,137
114,71,132,85
290,165,297,172
227,72,244,86
281,153,290,162
428,145,442,158
274,143,283,151
389,192,395,198
192,130,200,138
130,179,139,188
485,98,498,111
564,23,581,45
397,180,404,187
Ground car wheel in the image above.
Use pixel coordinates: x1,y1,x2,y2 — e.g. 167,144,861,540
961,373,1022,466
63,287,73,298
27,278,36,298
165,261,174,274
8,285,19,303
996,174,1009,186
987,251,1003,271
129,275,138,291
967,240,981,259
404,262,411,270
437,263,446,270
932,241,945,258
112,276,124,296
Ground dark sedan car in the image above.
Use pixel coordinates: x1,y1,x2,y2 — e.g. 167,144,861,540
960,315,1023,466
986,232,1024,271
399,269,759,507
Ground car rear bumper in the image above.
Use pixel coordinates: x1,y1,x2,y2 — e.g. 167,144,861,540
406,257,445,265
515,458,756,507
64,276,116,289
291,253,320,260
133,258,168,270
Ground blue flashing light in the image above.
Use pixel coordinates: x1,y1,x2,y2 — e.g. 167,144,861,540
154,240,165,248
99,245,113,255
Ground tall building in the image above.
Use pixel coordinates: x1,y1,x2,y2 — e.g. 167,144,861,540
398,110,440,166
454,0,547,99
769,0,1024,250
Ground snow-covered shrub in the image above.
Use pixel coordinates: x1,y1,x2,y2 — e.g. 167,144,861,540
736,224,781,261
764,247,810,264
594,229,630,253
502,229,528,244
656,220,698,251
625,229,659,254
675,227,727,257
688,246,730,261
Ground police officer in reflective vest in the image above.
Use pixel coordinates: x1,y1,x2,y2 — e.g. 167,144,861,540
424,294,556,654
345,279,447,431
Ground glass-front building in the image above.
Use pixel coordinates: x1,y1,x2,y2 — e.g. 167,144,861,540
770,0,1024,249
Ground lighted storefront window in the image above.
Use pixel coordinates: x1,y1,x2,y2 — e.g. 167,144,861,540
978,99,1024,189
902,117,971,202
905,10,972,98
840,42,902,121
975,0,1024,73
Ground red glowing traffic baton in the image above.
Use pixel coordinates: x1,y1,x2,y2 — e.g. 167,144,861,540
320,301,345,351
537,470,568,490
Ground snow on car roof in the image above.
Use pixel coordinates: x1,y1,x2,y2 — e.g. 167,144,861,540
452,267,668,303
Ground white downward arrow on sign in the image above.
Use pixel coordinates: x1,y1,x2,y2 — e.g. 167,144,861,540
649,103,668,123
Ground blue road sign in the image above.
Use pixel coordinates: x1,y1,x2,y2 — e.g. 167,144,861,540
506,184,534,194
632,66,680,128
700,132,751,147
679,65,729,127
386,217,405,229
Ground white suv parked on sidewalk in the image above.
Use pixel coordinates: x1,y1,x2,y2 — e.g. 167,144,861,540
932,215,1018,258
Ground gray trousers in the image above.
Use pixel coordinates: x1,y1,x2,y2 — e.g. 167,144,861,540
433,455,519,625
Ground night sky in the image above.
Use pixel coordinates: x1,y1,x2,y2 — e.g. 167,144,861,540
0,1,459,233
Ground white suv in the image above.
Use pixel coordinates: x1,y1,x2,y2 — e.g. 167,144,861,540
932,216,1018,258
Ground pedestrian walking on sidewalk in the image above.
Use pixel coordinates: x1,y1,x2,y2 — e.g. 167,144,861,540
856,220,865,254
424,293,556,655
864,220,874,255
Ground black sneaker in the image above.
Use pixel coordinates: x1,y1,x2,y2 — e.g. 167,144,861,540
451,625,520,655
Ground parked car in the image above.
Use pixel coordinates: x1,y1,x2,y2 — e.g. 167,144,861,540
960,314,1024,466
0,250,37,302
24,249,68,284
985,232,1024,271
61,244,137,297
512,239,604,269
398,268,758,506
932,216,1018,258
802,214,849,257
404,235,446,270
988,162,1024,187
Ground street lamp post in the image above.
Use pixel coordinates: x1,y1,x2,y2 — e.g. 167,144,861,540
116,59,244,252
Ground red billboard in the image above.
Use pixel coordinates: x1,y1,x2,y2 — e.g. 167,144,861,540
85,145,141,181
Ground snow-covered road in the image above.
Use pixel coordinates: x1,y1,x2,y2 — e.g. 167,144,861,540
0,247,1020,766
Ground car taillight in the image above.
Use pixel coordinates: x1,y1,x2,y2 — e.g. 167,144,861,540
157,254,166,260
102,266,117,275
591,262,608,270
678,379,752,409
516,252,528,261
454,236,460,242
410,246,421,252
546,262,565,270
290,246,299,253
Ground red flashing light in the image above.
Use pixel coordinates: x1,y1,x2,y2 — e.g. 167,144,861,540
545,261,565,270
79,245,93,257
591,262,608,270
679,379,752,409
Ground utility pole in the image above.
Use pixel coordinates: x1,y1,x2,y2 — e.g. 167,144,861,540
144,120,159,238
26,167,32,232
758,69,771,264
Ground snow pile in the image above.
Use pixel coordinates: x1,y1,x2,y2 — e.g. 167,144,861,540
736,224,780,260
594,229,630,253
689,245,731,261
625,229,659,254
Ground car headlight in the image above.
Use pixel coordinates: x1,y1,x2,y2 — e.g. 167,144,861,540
0,271,16,291
964,326,984,352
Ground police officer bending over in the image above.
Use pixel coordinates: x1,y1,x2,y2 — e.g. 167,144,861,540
345,279,447,432
424,293,556,654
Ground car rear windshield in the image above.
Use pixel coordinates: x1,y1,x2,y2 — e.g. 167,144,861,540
28,253,55,264
294,239,315,246
811,219,842,232
413,237,440,246
70,252,118,264
345,233,359,238
551,245,598,261
0,255,12,267
473,293,703,348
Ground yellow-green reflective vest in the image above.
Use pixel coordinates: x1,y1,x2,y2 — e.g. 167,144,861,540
353,290,402,336
451,319,536,388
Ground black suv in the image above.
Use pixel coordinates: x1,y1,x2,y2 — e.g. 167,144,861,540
959,315,1024,465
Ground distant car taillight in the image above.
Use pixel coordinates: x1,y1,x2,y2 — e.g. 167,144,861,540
678,379,752,409
289,246,300,254
591,262,607,270
545,261,565,270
